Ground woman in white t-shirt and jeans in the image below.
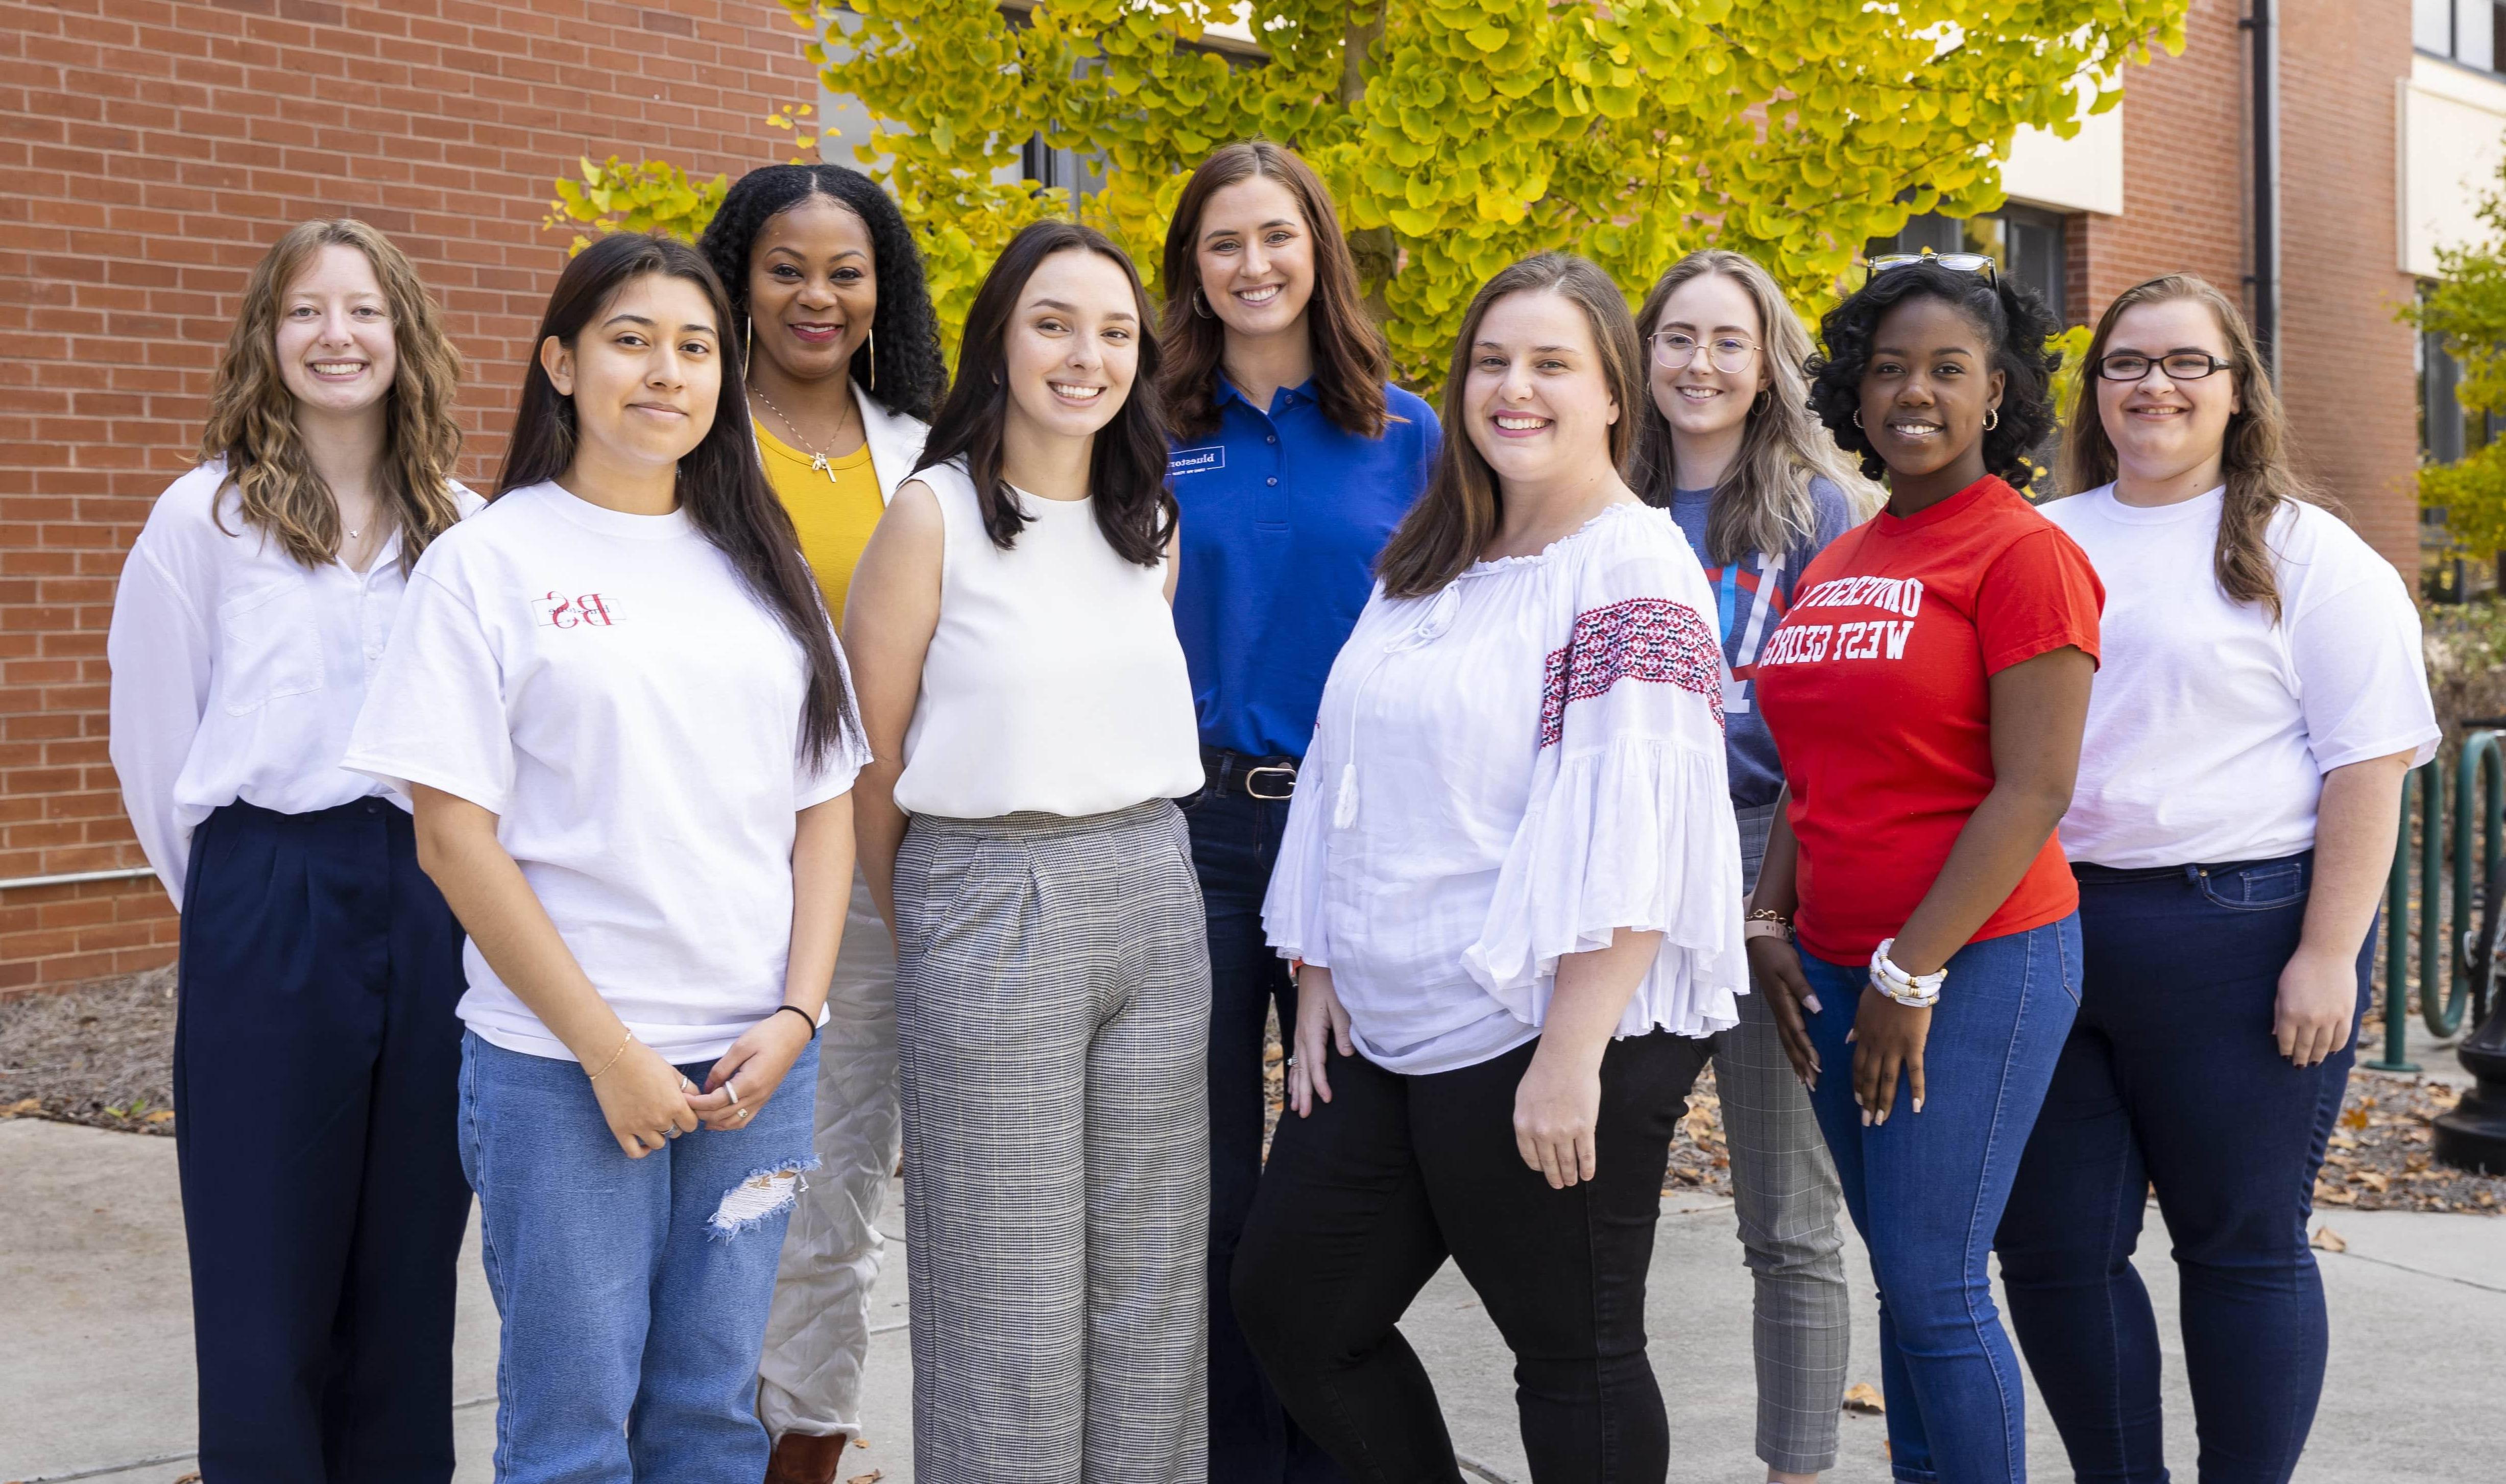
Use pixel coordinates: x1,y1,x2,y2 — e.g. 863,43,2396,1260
344,233,869,1481
1995,274,2438,1484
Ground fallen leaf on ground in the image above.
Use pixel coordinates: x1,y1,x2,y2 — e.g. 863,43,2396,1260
847,1472,883,1484
2310,1224,2347,1252
1842,1382,1885,1415
1,1098,39,1117
144,1109,174,1124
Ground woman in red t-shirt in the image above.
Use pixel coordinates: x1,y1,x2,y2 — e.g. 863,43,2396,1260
1747,256,2102,1484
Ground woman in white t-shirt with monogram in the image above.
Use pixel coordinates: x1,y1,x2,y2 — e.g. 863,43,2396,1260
1994,274,2439,1484
345,233,869,1482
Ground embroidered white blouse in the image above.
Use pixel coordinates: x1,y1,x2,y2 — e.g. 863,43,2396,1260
1262,500,1747,1076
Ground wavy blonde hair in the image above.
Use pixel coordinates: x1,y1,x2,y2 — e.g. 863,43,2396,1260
2056,273,2330,621
1630,250,1876,563
201,218,464,570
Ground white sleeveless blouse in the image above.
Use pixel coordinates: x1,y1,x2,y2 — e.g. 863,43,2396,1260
894,459,1202,819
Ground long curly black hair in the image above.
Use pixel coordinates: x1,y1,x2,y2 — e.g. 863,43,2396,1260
1805,258,2062,489
698,163,948,424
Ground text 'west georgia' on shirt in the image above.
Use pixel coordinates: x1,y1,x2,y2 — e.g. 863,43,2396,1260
2044,483,2439,869
340,480,871,1065
1262,500,1747,1077
106,458,484,906
1169,379,1441,760
1754,474,2106,965
894,458,1203,819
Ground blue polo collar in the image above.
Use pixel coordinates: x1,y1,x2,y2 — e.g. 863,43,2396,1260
1214,376,1316,417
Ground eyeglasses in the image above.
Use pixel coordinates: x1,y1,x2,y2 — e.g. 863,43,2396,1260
1865,251,1999,286
1650,330,1762,374
2095,351,2234,383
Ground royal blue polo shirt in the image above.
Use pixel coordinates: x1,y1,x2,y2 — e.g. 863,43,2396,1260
1170,378,1440,760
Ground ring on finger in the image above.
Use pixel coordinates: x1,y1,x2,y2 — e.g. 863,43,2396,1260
725,1079,740,1105
735,1106,752,1123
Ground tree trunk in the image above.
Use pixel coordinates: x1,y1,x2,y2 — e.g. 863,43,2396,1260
1341,5,1395,324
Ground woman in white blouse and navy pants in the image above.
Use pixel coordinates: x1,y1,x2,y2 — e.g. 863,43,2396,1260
1234,253,1743,1482
107,220,474,1483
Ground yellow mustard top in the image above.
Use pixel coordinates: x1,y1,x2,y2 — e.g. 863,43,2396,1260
756,418,884,622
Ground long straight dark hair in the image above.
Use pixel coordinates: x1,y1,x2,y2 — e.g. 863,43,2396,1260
495,232,857,765
1156,140,1389,442
914,220,1175,566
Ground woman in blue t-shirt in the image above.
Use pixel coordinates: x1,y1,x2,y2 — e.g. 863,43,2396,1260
1630,247,1870,1484
1154,138,1438,1484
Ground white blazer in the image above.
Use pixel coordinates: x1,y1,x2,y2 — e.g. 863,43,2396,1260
852,377,931,506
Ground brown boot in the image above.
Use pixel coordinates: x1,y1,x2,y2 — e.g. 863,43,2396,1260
763,1429,853,1484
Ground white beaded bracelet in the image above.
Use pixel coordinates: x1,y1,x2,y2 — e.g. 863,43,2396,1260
1868,937,1945,1008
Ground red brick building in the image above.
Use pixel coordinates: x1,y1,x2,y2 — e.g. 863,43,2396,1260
3,0,2492,991
0,0,821,991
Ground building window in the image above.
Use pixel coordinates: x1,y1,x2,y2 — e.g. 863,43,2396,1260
1867,207,2068,322
2417,0,2506,72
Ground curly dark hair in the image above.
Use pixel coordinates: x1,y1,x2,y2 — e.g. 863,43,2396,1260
1805,259,2062,490
697,163,948,424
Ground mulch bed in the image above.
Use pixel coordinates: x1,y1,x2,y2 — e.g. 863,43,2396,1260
0,966,179,1134
11,974,2500,1218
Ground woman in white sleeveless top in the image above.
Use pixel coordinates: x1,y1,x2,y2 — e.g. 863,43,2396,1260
844,220,1208,1484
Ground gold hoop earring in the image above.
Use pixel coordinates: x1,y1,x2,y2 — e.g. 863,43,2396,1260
1751,388,1770,414
1984,407,1999,431
743,314,753,377
866,323,876,392
1192,288,1215,321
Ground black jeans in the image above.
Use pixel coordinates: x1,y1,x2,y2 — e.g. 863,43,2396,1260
1232,1029,1710,1484
1996,854,2372,1484
1185,787,1344,1483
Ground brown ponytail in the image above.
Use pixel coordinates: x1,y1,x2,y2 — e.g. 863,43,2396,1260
2055,274,2334,621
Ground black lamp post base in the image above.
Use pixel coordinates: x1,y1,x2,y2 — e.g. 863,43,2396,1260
2433,1085,2506,1175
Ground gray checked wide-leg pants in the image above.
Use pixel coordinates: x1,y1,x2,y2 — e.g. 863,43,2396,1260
894,800,1212,1484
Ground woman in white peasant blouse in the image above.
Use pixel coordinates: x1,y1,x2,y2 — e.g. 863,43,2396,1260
1230,253,1744,1483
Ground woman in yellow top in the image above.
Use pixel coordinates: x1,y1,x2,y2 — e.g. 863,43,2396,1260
697,161,945,1484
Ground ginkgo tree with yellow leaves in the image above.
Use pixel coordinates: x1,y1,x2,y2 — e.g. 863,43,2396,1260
558,0,2188,382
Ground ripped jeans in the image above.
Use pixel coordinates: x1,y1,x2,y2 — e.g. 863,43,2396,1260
459,1030,820,1482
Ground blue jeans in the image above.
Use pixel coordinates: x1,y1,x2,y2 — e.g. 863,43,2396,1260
1182,786,1342,1484
1996,855,2371,1484
1799,916,2082,1484
459,1031,819,1482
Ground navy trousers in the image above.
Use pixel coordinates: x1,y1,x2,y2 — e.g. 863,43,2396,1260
175,798,472,1483
1184,787,1346,1484
1996,854,2372,1484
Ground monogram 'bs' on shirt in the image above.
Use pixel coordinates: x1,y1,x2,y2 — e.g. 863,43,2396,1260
1754,475,2104,963
343,481,868,1064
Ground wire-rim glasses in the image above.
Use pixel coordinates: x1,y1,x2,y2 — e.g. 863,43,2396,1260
1650,330,1762,374
2095,351,2234,383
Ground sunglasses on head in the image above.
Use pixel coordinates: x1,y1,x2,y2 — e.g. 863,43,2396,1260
1865,251,2000,287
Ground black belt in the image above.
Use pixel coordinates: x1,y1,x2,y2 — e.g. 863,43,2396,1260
1201,746,1298,801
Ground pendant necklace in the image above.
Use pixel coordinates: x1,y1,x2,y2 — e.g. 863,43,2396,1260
750,380,853,485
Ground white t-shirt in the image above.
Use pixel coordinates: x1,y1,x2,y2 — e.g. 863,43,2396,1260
343,481,868,1064
2045,484,2438,869
106,459,482,905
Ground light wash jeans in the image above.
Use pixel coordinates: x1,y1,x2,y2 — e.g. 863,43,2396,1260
1798,916,2082,1484
459,1031,819,1482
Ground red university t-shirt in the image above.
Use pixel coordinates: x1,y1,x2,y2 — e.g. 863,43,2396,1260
1755,475,2104,963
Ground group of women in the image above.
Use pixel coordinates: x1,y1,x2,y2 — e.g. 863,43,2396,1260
107,136,2437,1484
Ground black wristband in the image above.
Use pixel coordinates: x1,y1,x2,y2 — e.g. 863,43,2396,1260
773,1004,818,1040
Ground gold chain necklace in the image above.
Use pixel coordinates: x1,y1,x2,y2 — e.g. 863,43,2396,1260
748,380,856,484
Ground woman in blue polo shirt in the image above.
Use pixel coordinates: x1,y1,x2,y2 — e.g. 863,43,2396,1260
1156,138,1438,1484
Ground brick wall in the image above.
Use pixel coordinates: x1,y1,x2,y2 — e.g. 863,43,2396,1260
2067,0,2421,575
0,0,818,991
2278,0,2422,573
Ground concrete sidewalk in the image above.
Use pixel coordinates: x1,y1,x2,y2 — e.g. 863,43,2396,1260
3,1115,2500,1484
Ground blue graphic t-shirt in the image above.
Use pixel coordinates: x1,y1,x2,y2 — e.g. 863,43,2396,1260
1667,475,1856,809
